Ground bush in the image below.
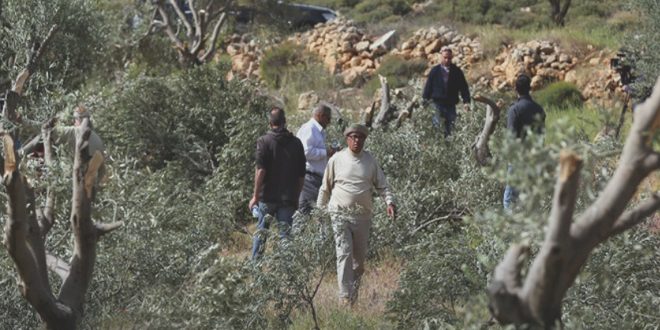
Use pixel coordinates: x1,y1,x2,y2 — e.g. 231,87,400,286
363,55,427,96
260,42,306,89
534,81,584,110
94,63,268,182
352,0,412,24
625,0,660,101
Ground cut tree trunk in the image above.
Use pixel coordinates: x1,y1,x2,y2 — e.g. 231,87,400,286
488,76,660,327
2,119,122,329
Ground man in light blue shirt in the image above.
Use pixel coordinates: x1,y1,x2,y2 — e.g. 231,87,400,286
296,104,335,214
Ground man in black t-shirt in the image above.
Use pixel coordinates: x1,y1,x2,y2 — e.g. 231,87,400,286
249,107,306,259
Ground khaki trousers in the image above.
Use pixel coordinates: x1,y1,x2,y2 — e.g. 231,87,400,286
331,212,371,299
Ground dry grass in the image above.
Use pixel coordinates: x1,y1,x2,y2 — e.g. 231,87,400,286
288,256,404,329
313,256,403,315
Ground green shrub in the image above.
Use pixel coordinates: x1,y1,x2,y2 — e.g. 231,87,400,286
260,42,306,89
94,63,268,182
363,55,427,96
352,0,412,24
625,0,660,101
534,81,584,110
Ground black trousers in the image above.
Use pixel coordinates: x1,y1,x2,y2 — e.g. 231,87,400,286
298,172,323,214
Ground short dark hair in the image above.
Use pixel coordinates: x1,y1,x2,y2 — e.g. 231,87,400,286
269,107,286,126
515,74,532,95
313,103,332,117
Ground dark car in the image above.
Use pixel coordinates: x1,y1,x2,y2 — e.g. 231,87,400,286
284,3,338,28
234,2,337,29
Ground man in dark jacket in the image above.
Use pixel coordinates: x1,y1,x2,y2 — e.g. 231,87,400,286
503,74,546,210
249,107,306,259
422,47,471,137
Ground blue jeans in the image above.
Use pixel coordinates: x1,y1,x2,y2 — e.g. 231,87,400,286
432,102,457,138
251,202,295,259
503,165,518,210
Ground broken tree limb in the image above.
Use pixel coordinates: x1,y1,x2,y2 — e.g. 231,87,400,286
363,100,376,127
13,24,58,96
488,76,660,328
472,95,502,166
373,75,392,128
395,96,419,128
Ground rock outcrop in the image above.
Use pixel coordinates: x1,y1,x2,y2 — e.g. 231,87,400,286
391,26,483,73
289,18,394,85
220,34,264,81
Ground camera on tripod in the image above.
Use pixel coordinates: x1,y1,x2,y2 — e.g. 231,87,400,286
610,51,633,86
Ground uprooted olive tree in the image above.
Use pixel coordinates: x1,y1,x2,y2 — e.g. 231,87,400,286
1,118,122,329
488,76,660,327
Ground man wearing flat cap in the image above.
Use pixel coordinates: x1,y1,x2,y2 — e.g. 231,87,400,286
317,123,396,306
21,105,105,158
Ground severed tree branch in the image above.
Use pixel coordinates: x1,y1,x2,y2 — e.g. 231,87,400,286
13,24,59,96
472,95,502,166
363,100,377,127
373,75,392,128
395,96,419,129
96,221,124,237
547,151,582,242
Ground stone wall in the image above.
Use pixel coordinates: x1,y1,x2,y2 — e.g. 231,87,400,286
218,21,626,105
288,18,392,85
391,26,483,75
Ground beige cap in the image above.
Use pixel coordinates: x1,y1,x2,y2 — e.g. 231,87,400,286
343,123,369,137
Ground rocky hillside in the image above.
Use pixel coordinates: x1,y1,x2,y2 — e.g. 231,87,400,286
219,17,626,105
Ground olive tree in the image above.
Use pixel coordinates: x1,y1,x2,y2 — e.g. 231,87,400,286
2,118,121,329
487,77,660,327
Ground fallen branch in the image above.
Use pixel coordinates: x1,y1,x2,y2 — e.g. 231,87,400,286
472,95,502,166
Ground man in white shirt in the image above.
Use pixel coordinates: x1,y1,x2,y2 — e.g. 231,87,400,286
296,104,334,214
317,123,396,306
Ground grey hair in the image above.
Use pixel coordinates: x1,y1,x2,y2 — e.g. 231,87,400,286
312,103,332,116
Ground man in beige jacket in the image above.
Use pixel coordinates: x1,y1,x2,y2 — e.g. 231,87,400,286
317,123,396,306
